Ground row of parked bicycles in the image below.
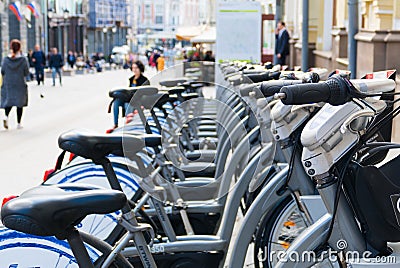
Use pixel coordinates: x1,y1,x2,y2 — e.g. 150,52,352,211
0,61,399,268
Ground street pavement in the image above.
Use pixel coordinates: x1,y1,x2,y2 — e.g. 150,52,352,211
0,68,156,199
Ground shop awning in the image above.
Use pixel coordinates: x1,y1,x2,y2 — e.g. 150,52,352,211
175,26,204,41
190,27,216,43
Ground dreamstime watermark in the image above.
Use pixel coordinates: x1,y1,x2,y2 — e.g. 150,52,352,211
258,240,397,264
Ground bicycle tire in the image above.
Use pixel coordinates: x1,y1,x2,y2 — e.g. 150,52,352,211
80,231,133,267
0,227,94,267
253,197,307,268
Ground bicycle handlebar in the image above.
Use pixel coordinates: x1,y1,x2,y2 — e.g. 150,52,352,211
259,80,303,97
280,78,350,105
278,75,396,106
244,71,281,83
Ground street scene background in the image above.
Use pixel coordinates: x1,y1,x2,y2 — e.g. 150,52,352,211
0,68,157,199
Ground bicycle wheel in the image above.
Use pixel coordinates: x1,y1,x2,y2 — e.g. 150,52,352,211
0,227,92,267
254,197,307,268
80,231,133,267
0,227,132,267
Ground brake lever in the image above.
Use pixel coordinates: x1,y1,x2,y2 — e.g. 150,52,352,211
340,110,375,134
291,103,322,113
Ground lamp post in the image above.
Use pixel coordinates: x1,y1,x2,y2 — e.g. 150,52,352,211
42,0,49,54
112,26,117,48
103,26,108,56
63,9,70,57
47,8,54,53
145,28,151,47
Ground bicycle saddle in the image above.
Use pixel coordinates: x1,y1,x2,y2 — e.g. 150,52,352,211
140,93,174,110
159,77,189,87
167,86,186,95
109,87,137,102
182,93,199,101
1,185,126,237
189,83,204,90
130,86,159,105
125,132,162,148
58,129,145,161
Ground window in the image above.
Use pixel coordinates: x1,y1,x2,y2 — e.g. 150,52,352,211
145,4,151,18
76,0,83,14
156,15,163,24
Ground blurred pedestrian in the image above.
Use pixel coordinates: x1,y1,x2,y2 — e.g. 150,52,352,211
275,21,290,66
182,49,188,61
67,50,76,69
204,50,215,62
129,61,149,87
31,44,46,85
49,47,64,86
1,39,29,129
111,61,149,129
149,52,157,70
156,54,165,71
26,49,34,81
190,52,200,61
153,50,160,70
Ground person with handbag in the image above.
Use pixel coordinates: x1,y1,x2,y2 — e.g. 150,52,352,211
1,39,29,129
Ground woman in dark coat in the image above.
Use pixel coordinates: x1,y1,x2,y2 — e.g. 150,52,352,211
1,39,29,129
111,61,149,129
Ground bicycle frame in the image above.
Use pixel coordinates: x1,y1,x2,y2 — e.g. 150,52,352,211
274,98,396,267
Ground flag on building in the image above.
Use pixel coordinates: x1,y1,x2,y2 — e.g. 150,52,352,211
27,2,40,18
9,1,23,21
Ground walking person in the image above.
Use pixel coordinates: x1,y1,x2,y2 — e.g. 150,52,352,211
67,50,76,69
31,44,46,85
49,47,64,86
274,21,290,66
1,39,30,130
111,61,149,129
156,54,165,72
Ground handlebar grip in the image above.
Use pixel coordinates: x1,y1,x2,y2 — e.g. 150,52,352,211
280,83,331,105
260,80,303,97
245,72,279,83
280,75,352,105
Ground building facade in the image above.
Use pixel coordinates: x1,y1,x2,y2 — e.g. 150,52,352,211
1,0,44,64
280,0,400,77
133,0,215,49
0,0,215,64
47,0,87,56
87,0,130,57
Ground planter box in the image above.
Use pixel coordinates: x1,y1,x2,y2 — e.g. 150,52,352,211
45,70,52,78
75,69,87,75
63,69,75,76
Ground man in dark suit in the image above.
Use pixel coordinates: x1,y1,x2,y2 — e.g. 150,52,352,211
31,44,46,85
275,21,290,66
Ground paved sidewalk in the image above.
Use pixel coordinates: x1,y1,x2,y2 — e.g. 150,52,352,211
0,68,155,198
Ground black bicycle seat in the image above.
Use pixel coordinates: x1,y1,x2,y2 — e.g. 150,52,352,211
1,185,126,237
189,83,204,90
124,132,162,148
167,86,186,95
140,93,171,110
182,93,199,101
130,86,158,105
58,129,145,161
142,134,162,148
109,87,137,102
159,78,189,87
